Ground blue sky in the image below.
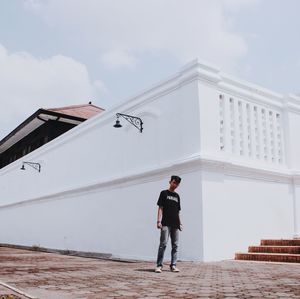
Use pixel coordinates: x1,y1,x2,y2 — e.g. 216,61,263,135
0,0,299,138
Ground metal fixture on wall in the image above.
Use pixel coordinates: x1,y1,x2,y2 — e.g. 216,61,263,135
113,113,143,133
20,161,41,172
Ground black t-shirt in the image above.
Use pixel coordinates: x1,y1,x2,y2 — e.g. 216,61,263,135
157,190,181,228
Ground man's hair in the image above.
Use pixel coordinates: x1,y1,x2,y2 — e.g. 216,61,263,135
171,175,181,184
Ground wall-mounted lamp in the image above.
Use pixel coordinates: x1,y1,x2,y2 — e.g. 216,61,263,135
113,113,143,133
20,161,41,172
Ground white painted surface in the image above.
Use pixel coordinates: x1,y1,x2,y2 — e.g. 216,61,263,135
0,59,300,261
201,171,294,261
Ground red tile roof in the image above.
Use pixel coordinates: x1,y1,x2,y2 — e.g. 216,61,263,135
47,103,104,119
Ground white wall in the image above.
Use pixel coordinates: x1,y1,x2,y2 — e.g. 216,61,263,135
198,83,221,156
286,110,300,169
201,170,294,261
294,184,300,238
0,169,203,261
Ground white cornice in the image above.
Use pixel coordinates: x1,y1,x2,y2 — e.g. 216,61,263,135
200,153,292,183
175,59,285,109
115,59,300,116
1,153,300,210
284,94,300,114
178,59,221,85
218,77,284,109
179,59,300,114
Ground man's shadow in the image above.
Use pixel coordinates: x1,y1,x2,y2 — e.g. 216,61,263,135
135,269,156,272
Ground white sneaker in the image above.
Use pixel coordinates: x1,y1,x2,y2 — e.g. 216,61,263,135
170,265,180,272
155,266,162,273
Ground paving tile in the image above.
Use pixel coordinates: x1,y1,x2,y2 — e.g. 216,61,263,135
0,247,299,298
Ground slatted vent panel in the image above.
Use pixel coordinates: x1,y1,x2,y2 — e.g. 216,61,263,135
219,94,284,164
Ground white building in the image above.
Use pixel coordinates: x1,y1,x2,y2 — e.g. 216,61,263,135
0,59,299,262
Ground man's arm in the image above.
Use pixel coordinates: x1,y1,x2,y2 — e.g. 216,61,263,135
178,212,183,231
157,206,163,229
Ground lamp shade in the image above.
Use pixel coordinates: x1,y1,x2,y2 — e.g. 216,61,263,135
113,119,122,128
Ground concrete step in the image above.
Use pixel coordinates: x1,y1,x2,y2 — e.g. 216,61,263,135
235,252,300,263
249,245,300,254
261,239,300,246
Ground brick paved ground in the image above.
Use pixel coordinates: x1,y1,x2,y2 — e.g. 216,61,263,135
0,247,299,299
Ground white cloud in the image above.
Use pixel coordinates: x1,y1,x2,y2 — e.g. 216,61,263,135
100,49,137,70
23,0,42,12
93,79,108,94
221,0,259,12
23,0,259,72
0,44,106,138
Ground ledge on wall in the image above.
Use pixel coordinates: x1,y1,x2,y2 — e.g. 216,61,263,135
0,243,141,263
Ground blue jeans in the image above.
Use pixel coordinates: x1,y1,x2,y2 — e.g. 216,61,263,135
156,226,179,267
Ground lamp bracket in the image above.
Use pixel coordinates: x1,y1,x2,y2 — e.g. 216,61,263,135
116,113,143,133
22,162,41,172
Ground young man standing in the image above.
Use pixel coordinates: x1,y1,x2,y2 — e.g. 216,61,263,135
155,175,182,273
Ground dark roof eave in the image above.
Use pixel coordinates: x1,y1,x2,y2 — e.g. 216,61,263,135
38,108,87,123
0,109,87,149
